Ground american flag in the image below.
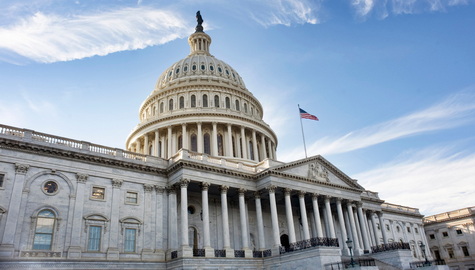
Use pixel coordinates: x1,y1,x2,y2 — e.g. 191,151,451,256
299,108,319,121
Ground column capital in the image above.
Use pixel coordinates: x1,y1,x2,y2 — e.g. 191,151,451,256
355,201,363,207
284,188,292,195
182,123,187,127
312,193,320,200
212,122,217,126
15,163,29,174
254,191,262,199
155,185,165,193
111,178,123,188
197,121,202,126
76,173,88,183
143,184,154,192
220,185,229,193
376,211,383,217
167,185,177,194
238,188,247,195
201,182,210,191
299,191,306,198
335,197,344,203
266,185,277,193
180,178,190,188
323,195,332,201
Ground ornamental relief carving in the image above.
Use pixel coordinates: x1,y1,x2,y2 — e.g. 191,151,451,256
15,163,30,175
308,162,329,182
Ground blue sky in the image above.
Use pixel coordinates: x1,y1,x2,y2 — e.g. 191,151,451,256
0,0,474,216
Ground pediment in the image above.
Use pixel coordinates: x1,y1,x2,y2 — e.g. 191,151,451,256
270,155,363,190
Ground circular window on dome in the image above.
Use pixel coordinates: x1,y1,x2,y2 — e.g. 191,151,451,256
168,71,172,77
192,65,197,71
176,68,180,74
43,180,59,195
218,67,222,73
188,205,196,215
201,64,205,71
232,73,236,79
225,69,229,75
210,65,214,71
184,66,188,72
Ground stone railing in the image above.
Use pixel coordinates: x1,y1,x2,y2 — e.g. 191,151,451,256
0,124,167,166
381,203,421,215
193,248,205,257
325,258,376,269
214,249,226,257
280,237,339,254
234,250,245,257
20,251,62,258
423,207,475,224
171,250,178,259
371,242,411,253
410,260,446,268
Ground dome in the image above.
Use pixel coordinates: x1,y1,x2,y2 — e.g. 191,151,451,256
126,14,278,163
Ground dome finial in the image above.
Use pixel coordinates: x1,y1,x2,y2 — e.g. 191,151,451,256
195,11,204,32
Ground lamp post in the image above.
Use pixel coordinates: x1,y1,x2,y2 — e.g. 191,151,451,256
419,242,431,266
346,238,356,268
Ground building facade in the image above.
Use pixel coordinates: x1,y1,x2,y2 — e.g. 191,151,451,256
424,207,475,270
0,14,433,270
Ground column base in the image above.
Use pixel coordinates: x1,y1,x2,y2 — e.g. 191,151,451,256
0,244,15,258
271,246,281,256
243,248,253,258
204,247,215,258
179,246,193,258
141,248,163,261
225,248,234,258
153,249,166,261
67,246,82,259
106,247,120,260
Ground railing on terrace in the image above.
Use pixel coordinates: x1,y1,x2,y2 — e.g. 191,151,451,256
280,237,339,254
326,259,376,269
410,260,446,268
193,248,205,257
0,124,167,165
252,249,272,258
371,242,411,253
171,250,178,259
234,250,245,258
381,203,420,215
214,249,226,257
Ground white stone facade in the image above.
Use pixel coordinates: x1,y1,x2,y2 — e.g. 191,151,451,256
0,15,440,270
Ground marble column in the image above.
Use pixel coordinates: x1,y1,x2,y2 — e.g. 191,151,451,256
167,126,172,158
377,212,388,245
65,173,87,258
197,122,203,153
107,179,123,260
324,196,336,238
238,188,252,257
144,134,149,155
252,130,259,161
299,191,310,241
179,179,192,257
154,186,165,259
201,183,212,250
284,188,296,243
336,198,349,254
240,126,247,159
212,122,218,156
220,185,233,256
267,140,273,159
312,194,324,238
154,130,160,157
260,135,267,160
181,124,188,150
142,184,155,257
346,202,361,252
255,191,266,250
226,124,233,157
356,203,371,252
369,211,380,246
267,185,281,247
136,139,142,154
167,186,178,253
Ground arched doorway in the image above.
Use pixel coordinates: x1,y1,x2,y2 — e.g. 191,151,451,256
280,234,290,251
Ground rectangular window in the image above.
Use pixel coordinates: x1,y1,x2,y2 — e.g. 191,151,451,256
462,246,470,257
124,228,136,252
91,187,105,200
442,231,449,237
87,226,102,251
448,248,454,258
430,234,436,239
126,191,138,204
456,229,463,235
386,224,390,231
415,228,419,234
0,173,4,187
407,227,411,233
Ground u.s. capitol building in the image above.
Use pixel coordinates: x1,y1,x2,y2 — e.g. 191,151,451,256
0,13,434,270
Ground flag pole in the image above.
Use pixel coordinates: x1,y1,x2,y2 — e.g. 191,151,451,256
298,104,308,158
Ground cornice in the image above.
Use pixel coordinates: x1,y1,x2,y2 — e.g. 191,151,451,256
166,159,255,180
423,213,475,225
0,138,167,176
383,207,424,218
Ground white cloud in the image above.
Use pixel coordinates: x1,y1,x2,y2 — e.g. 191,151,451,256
0,7,190,63
248,0,321,27
352,0,375,17
354,146,475,215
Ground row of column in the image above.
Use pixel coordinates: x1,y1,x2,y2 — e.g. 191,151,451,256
170,181,391,256
131,122,276,161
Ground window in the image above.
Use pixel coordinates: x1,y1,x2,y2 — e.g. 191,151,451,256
178,135,183,150
188,206,195,214
203,94,208,107
377,223,381,230
0,173,4,188
415,228,419,234
91,187,105,200
442,232,449,237
225,97,230,108
462,246,470,257
200,64,205,71
249,141,254,160
235,100,240,111
87,226,102,251
124,228,136,252
33,210,56,250
430,234,436,239
456,229,463,235
203,133,211,154
43,181,58,195
179,96,184,109
448,248,454,258
192,64,197,71
396,226,400,233
184,65,188,72
160,102,164,113
217,134,224,156
190,134,197,152
126,191,138,204
169,99,173,111
214,95,219,107
191,95,196,107
407,227,411,233
244,103,248,113
386,224,390,231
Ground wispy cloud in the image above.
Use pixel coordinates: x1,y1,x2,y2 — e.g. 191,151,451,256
354,145,475,215
247,0,322,27
0,7,190,63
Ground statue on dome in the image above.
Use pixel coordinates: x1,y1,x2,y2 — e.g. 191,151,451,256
195,11,204,32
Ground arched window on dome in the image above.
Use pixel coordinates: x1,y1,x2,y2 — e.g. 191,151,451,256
190,134,197,152
249,140,254,160
169,99,174,111
203,95,208,108
232,136,236,157
33,209,56,250
191,95,196,108
153,106,156,116
214,95,220,108
158,141,162,158
179,96,185,109
235,100,240,111
178,135,182,150
225,97,230,109
203,133,211,155
160,102,164,113
244,103,248,113
217,134,224,156
149,145,153,156
251,107,254,116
